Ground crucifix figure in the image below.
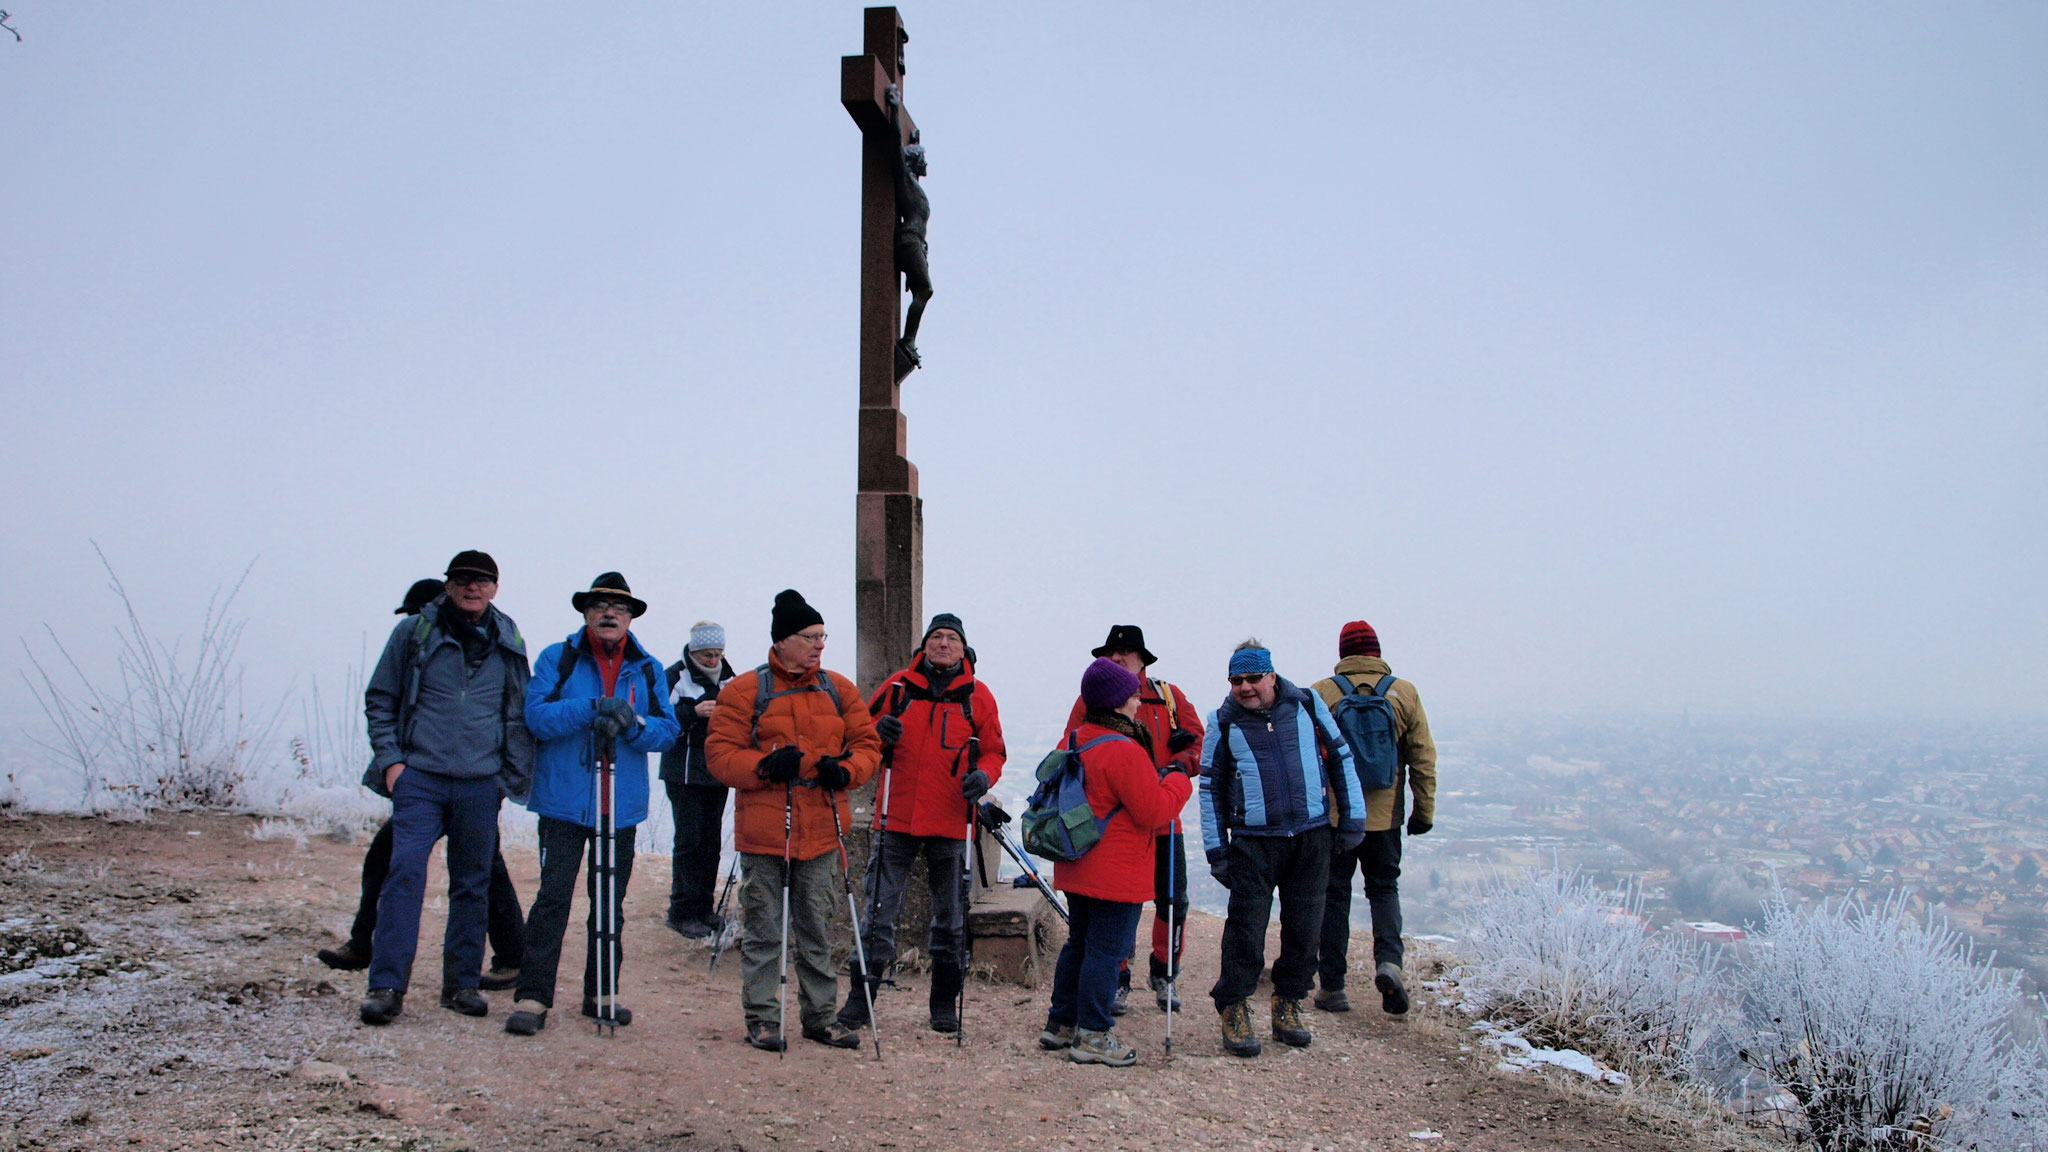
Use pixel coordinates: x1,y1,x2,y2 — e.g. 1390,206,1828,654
888,84,932,379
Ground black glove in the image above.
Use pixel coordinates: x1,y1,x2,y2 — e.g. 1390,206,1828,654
1167,728,1197,754
1337,830,1365,854
812,754,852,791
874,714,904,744
1206,847,1233,891
595,696,639,737
978,800,1012,829
959,768,991,803
758,746,803,784
1407,814,1432,837
1163,754,1200,778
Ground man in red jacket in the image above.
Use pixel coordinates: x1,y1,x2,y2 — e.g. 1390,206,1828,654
1041,657,1196,1066
838,613,1007,1035
1066,624,1203,1015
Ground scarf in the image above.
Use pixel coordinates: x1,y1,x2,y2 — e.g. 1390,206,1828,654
1082,709,1154,760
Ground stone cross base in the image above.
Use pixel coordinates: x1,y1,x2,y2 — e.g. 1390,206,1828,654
967,884,1061,988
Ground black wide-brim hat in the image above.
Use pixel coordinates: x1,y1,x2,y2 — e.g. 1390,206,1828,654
1091,624,1157,666
571,572,647,618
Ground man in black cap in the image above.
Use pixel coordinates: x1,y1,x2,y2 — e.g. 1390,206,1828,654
315,578,528,989
505,573,679,1036
1065,625,1203,1016
359,551,535,1025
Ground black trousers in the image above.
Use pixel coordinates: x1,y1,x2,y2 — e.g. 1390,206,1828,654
1318,828,1404,989
515,816,636,1009
1210,826,1331,1007
664,781,729,923
348,818,526,969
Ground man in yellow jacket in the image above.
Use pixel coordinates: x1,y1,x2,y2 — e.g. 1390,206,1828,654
1309,620,1436,1016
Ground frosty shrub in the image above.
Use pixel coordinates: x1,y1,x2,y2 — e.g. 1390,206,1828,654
20,547,284,811
1455,866,1723,1081
1740,889,2048,1151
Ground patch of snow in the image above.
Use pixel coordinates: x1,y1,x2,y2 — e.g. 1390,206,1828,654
1471,1021,1630,1087
1407,1131,1443,1140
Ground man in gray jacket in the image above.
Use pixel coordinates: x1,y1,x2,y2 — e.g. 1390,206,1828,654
359,550,534,1025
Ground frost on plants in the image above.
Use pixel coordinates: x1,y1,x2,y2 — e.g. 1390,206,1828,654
1739,888,2048,1151
1453,866,1722,1081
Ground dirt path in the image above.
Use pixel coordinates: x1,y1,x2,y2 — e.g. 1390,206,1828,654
1,812,1744,1151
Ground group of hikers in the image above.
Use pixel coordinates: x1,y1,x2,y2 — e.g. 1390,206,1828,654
316,549,1437,1066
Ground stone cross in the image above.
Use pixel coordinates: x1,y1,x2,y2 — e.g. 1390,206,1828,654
842,6,923,702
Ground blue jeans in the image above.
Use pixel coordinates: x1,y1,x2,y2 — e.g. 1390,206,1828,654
1047,893,1143,1033
367,769,501,992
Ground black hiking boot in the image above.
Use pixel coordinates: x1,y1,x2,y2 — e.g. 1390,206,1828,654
802,1022,862,1049
439,987,488,1017
359,987,404,1026
478,964,519,991
745,1021,786,1052
1218,999,1261,1057
929,964,963,1033
1314,987,1351,1013
317,942,370,971
1150,974,1182,1013
1270,995,1312,1047
1375,962,1410,1016
504,1002,547,1036
582,998,632,1026
665,915,714,939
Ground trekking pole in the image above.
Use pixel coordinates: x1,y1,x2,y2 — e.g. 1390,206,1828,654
827,787,883,1061
777,779,793,1060
956,810,974,1049
706,835,742,973
1163,829,1176,1061
592,731,619,1036
979,804,1068,925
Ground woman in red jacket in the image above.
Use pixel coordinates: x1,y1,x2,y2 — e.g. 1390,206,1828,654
1041,658,1196,1066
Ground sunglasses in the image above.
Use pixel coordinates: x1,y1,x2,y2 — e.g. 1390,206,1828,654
1228,673,1269,686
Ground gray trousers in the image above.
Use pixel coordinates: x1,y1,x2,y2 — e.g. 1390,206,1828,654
738,851,839,1032
854,830,969,976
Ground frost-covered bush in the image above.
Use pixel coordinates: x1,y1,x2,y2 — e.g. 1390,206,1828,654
1740,889,2048,1151
1455,867,1724,1080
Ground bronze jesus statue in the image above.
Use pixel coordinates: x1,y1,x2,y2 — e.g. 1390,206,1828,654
888,83,931,381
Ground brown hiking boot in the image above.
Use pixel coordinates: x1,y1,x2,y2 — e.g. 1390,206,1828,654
1218,999,1262,1057
1270,995,1312,1047
1375,962,1410,1015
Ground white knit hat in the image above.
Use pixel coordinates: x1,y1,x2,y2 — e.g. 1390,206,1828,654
689,620,726,652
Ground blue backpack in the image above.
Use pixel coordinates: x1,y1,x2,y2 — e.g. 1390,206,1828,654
1021,731,1130,862
1328,673,1401,791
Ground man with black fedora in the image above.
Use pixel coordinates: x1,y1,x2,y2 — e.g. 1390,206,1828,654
1065,624,1203,1016
505,573,680,1036
360,551,535,1025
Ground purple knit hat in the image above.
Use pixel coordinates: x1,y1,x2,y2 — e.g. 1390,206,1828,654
1080,657,1141,711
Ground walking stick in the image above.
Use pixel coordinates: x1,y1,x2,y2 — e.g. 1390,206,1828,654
592,729,620,1036
827,787,883,1061
1163,829,1176,1061
777,779,793,1059
706,836,742,973
977,803,1068,925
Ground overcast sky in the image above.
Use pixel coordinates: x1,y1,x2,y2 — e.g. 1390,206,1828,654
4,1,2045,764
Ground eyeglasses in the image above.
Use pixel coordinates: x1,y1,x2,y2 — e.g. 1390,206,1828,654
1228,673,1268,686
587,600,633,616
447,574,497,588
792,631,828,646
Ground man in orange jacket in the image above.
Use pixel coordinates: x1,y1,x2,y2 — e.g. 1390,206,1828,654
839,613,1007,1035
1065,625,1202,1015
706,590,882,1052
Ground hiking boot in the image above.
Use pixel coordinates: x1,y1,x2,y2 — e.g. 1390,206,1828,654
1218,999,1261,1057
439,987,488,1017
1069,1027,1137,1067
504,1008,546,1036
1150,974,1182,1013
317,942,369,971
1375,962,1410,1016
478,965,520,991
745,1021,786,1052
1038,1022,1076,1050
930,964,963,1033
358,987,404,1026
802,1022,862,1049
665,915,714,940
581,998,632,1026
1314,988,1352,1013
1271,995,1312,1047
1110,982,1130,1017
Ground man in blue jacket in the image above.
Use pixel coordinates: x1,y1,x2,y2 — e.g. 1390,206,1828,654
1198,640,1366,1057
359,551,535,1026
505,573,680,1037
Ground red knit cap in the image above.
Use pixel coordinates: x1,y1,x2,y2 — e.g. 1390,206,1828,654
1339,620,1380,658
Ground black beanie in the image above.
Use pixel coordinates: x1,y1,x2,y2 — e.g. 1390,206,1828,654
770,589,825,643
922,612,966,647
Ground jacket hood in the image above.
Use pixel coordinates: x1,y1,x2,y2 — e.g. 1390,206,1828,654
1215,674,1310,724
1333,655,1392,678
897,653,978,693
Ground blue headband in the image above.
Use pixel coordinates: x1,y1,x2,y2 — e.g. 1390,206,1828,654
1228,648,1274,676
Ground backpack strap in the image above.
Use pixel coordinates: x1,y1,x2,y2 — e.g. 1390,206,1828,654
542,636,584,703
1373,674,1398,698
749,663,844,745
1151,678,1179,729
1331,672,1357,697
